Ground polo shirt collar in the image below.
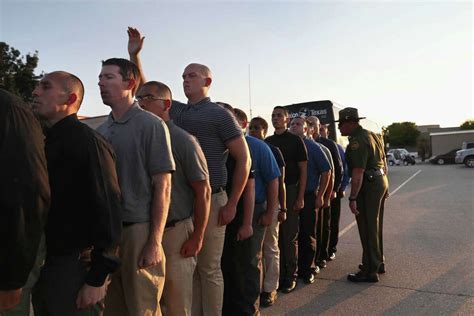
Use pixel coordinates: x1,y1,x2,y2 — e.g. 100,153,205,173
106,102,141,126
187,97,211,109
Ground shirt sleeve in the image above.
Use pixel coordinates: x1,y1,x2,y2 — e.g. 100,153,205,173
260,143,281,184
145,117,176,175
84,134,122,286
217,108,243,143
296,135,308,162
182,133,209,183
347,136,369,169
314,145,331,173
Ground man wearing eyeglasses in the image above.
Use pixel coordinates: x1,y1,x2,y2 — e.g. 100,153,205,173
136,81,211,316
97,58,176,316
127,28,250,316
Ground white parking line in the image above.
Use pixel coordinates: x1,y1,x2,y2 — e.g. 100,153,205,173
338,169,422,237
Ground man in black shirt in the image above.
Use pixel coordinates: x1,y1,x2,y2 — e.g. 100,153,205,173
0,89,50,313
266,106,307,294
30,71,122,315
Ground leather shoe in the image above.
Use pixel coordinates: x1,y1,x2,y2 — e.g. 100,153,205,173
302,273,315,284
347,271,379,283
358,263,385,274
328,252,336,261
316,260,327,269
260,291,277,307
281,280,297,293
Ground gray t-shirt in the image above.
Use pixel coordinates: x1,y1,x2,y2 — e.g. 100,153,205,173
167,121,209,223
97,103,175,223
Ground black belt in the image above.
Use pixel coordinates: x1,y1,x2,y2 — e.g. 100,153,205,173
212,186,225,194
123,221,136,227
165,217,191,228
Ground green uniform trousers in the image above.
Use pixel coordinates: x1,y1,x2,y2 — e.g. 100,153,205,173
356,174,388,275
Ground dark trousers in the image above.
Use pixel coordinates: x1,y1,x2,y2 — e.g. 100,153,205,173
316,206,331,262
328,196,342,254
298,193,317,277
278,184,299,283
356,175,388,274
222,203,266,316
32,253,100,316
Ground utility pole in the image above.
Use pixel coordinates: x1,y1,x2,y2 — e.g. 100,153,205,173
248,64,252,119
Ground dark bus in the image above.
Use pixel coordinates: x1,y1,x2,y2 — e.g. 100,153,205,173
283,100,382,148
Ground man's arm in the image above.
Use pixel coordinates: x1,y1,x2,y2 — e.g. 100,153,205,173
348,168,365,215
138,172,171,268
127,27,147,86
323,170,333,208
259,178,279,227
218,135,251,225
237,178,255,241
315,171,330,210
181,179,211,257
277,167,287,222
293,161,307,211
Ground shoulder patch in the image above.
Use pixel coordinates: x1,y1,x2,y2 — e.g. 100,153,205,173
350,141,360,150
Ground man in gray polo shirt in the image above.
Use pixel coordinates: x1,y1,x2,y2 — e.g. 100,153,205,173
137,80,211,316
97,58,175,316
128,28,251,316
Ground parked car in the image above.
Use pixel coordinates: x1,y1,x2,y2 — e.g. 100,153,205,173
455,142,474,168
429,148,460,165
387,149,415,166
388,148,416,159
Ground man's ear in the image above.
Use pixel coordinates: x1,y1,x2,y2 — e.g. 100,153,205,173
204,77,212,87
127,78,137,91
65,93,78,106
241,120,248,129
163,99,172,111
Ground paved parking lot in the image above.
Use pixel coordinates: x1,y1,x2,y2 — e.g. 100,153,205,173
262,163,474,315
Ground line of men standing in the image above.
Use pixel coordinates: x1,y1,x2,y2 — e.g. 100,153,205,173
0,26,388,316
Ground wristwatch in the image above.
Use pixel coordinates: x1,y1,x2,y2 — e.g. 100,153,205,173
280,208,288,213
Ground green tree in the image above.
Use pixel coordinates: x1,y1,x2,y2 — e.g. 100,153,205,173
386,122,420,147
460,119,474,130
0,42,41,101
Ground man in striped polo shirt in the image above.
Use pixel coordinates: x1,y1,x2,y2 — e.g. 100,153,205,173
128,27,251,316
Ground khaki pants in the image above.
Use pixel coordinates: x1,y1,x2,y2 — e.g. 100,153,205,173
262,208,280,293
104,223,166,316
162,218,196,316
192,191,227,316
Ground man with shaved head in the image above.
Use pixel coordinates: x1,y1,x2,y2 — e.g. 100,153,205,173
31,71,122,315
128,27,250,316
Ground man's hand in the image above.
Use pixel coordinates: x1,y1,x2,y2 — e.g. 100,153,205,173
76,283,108,309
258,211,273,227
0,289,22,312
180,235,203,258
218,203,237,226
138,240,163,269
127,27,144,56
293,197,304,212
278,210,287,223
237,224,253,241
349,200,359,215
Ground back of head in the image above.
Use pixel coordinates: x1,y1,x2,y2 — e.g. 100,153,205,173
250,116,268,135
142,81,173,100
102,58,141,95
49,71,85,110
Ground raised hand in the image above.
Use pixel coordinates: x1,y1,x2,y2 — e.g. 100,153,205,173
127,27,145,56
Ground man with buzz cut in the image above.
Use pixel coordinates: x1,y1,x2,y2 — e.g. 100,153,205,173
136,80,211,316
289,117,331,285
127,27,250,316
30,71,122,315
266,106,307,294
97,59,175,316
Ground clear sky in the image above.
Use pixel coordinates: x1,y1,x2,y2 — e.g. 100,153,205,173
1,0,472,128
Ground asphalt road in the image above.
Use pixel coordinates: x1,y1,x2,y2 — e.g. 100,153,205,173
262,163,474,315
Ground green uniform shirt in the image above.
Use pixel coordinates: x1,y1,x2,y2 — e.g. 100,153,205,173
346,126,385,173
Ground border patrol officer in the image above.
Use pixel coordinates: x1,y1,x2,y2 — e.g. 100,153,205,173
336,107,388,283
